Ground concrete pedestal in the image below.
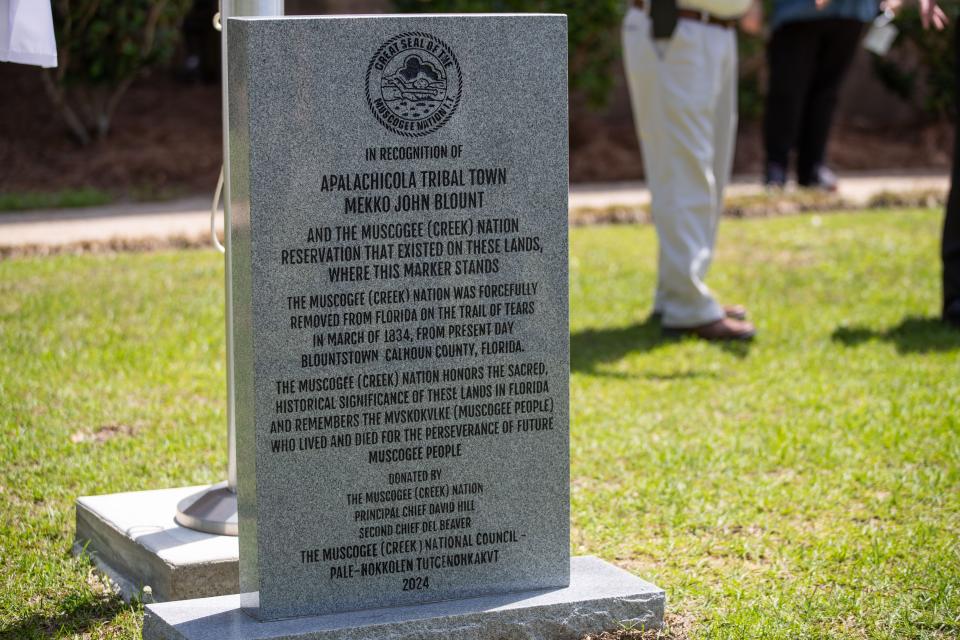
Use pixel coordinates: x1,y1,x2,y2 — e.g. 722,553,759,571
74,487,239,602
143,557,664,640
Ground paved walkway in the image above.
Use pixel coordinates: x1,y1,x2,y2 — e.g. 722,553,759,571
0,196,218,249
1,171,949,250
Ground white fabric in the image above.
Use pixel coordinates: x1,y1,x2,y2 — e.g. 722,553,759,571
622,8,738,328
679,0,752,20
0,0,57,68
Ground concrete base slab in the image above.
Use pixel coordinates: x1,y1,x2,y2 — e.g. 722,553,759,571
74,487,239,603
143,556,664,640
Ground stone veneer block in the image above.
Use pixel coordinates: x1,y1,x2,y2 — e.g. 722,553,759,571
143,556,664,640
74,487,239,602
229,14,569,621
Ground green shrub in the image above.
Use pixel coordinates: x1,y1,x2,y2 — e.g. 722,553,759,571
872,1,958,121
0,188,112,212
43,0,193,144
737,30,767,121
391,0,625,107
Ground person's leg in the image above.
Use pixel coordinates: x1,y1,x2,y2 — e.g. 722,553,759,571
622,8,668,317
796,18,864,186
943,28,960,324
712,26,738,240
646,20,727,328
648,26,738,320
703,25,746,319
764,21,819,182
624,16,753,338
945,187,960,322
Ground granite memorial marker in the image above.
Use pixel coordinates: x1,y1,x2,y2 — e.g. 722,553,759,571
144,12,664,639
230,14,569,620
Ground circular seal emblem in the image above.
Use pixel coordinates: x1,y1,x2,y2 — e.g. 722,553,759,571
366,32,462,137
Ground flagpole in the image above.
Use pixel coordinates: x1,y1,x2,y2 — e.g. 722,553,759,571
175,0,285,536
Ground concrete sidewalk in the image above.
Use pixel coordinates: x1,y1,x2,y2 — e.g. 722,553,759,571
1,171,949,251
0,196,220,249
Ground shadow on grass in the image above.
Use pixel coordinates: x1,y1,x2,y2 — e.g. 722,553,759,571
0,593,130,640
571,316,751,378
831,316,960,354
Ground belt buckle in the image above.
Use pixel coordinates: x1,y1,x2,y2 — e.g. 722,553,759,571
698,10,710,22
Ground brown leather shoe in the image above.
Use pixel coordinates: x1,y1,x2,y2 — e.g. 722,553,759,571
664,317,756,341
652,305,747,323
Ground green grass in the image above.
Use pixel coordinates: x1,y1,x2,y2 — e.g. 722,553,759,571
1,209,958,639
0,189,113,213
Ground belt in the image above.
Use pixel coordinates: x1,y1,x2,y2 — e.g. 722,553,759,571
633,0,738,29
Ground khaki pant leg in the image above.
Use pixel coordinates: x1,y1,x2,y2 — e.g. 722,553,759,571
622,9,668,314
708,28,739,272
623,12,727,327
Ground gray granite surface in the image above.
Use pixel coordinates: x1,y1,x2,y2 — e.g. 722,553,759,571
74,488,239,602
228,15,569,620
143,556,665,640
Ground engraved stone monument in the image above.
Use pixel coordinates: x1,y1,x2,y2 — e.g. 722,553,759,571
144,13,664,640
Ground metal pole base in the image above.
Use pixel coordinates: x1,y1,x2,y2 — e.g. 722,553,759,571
174,481,238,536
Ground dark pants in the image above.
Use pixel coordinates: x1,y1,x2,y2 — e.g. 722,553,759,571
943,30,960,315
764,18,864,184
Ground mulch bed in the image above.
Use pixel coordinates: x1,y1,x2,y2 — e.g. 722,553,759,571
0,66,222,197
568,189,947,227
0,234,212,260
1,64,951,197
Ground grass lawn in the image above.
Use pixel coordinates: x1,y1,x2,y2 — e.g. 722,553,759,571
1,208,958,639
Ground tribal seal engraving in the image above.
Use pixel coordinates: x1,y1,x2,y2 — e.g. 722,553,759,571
366,32,462,137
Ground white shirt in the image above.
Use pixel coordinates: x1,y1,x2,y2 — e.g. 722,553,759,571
680,0,752,19
0,0,57,68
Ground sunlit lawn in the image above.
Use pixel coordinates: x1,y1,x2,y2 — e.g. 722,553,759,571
1,208,958,639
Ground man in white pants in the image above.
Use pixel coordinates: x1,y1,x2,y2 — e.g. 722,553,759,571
622,0,757,340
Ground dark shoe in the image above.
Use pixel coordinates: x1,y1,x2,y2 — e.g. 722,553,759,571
652,305,747,323
663,317,756,341
798,164,838,192
945,299,960,328
764,162,787,189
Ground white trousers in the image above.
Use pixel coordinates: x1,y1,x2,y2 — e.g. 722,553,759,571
622,8,738,328
0,0,57,68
